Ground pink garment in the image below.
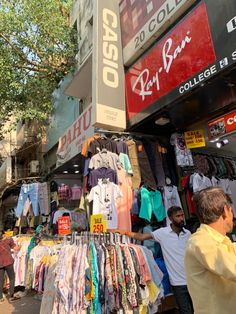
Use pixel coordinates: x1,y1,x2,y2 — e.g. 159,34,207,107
116,168,133,232
129,244,152,285
71,186,82,200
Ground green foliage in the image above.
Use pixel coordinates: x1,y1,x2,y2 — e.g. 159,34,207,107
0,0,77,133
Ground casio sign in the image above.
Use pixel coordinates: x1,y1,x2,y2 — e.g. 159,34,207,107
227,16,236,33
102,8,119,89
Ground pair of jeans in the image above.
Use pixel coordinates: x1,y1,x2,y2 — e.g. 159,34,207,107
0,264,15,298
172,285,193,314
38,182,49,215
15,183,39,218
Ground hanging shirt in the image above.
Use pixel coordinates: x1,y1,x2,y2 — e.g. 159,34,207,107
53,209,71,224
58,184,72,201
89,151,119,171
116,168,133,232
89,167,118,188
126,139,141,189
191,173,212,193
88,180,122,229
139,187,166,222
163,186,182,225
228,180,236,217
81,134,101,157
71,186,82,200
112,139,129,155
218,179,232,195
170,133,193,167
88,138,115,156
118,153,133,175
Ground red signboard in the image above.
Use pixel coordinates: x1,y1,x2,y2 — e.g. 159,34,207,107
125,3,216,120
58,216,71,236
208,110,236,139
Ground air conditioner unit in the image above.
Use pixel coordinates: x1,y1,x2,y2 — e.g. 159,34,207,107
29,160,39,175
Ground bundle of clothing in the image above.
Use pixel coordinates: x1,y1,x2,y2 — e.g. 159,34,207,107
40,239,164,314
13,236,62,289
81,134,178,232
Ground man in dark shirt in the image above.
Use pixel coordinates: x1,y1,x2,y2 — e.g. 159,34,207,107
0,230,20,302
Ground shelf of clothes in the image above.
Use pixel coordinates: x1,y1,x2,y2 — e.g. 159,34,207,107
80,133,180,233
181,153,236,217
40,233,165,314
13,234,62,290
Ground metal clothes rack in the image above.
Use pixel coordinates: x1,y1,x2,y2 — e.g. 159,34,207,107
94,128,160,139
192,151,236,160
63,231,130,245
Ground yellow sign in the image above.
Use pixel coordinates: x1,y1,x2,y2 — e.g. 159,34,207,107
90,214,107,233
184,129,206,149
5,231,13,237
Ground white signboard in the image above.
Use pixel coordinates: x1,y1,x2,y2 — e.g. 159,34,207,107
56,105,94,167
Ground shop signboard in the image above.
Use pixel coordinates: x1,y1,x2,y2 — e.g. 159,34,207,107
126,0,236,127
92,0,126,131
184,129,206,149
208,110,236,139
56,105,94,167
120,0,196,65
90,214,107,233
126,2,215,121
58,216,71,236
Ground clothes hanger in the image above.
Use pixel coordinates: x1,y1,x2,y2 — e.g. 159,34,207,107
100,133,107,139
101,148,108,153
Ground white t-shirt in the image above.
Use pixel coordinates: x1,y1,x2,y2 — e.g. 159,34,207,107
152,226,191,286
192,173,212,193
88,179,122,229
163,186,182,226
170,133,193,167
228,180,236,217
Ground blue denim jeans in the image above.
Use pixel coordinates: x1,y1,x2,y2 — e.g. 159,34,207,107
15,183,39,217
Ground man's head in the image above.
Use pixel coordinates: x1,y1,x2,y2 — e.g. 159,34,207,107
13,227,19,236
168,206,185,228
193,187,234,233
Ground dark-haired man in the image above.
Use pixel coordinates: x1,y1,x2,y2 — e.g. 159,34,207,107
120,206,193,314
185,187,236,314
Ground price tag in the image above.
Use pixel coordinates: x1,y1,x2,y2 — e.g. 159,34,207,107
58,216,71,236
184,129,206,149
90,214,107,233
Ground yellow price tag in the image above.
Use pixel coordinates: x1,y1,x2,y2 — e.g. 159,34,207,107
90,214,107,233
184,129,206,149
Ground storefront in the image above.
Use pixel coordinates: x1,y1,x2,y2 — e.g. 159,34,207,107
121,0,236,310
123,0,236,217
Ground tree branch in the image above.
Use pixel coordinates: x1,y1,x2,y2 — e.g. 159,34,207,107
0,32,42,68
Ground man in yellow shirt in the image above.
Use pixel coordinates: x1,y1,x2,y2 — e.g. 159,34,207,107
185,187,236,314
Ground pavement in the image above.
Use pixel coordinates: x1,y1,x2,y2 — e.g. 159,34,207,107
0,294,41,314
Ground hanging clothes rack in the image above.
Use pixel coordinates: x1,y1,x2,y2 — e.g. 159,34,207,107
95,128,160,139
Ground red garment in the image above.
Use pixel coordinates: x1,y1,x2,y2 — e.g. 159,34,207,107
0,238,15,268
181,176,196,214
